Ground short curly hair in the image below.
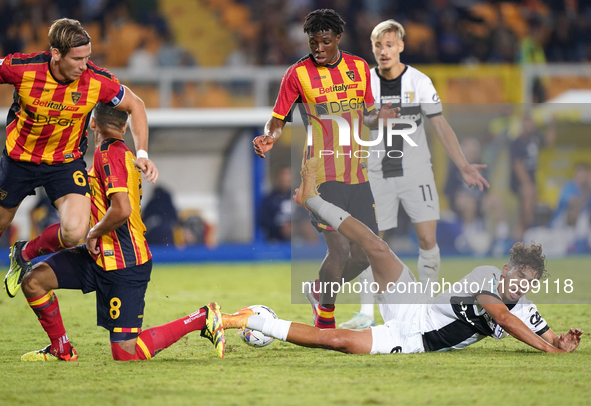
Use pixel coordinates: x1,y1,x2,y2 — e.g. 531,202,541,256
303,9,345,35
508,242,548,280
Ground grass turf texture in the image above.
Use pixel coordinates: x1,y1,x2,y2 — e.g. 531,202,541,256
1,257,590,406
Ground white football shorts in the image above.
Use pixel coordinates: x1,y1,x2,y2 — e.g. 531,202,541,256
370,266,427,354
368,166,440,231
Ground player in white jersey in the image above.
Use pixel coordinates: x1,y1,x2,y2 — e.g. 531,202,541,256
340,20,489,329
223,158,583,355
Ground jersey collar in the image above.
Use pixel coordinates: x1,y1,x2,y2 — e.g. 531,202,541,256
311,50,342,69
376,65,408,83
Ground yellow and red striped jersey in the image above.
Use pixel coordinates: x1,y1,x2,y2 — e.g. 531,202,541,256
0,51,124,165
273,51,375,185
88,138,151,271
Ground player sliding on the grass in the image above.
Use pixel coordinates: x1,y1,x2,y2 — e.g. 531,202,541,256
223,158,583,354
17,104,224,361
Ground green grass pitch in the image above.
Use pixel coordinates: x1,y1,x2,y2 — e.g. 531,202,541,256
1,257,590,405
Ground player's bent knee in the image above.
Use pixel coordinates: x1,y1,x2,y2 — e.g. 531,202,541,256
110,342,136,361
59,223,87,247
21,264,55,295
366,239,390,259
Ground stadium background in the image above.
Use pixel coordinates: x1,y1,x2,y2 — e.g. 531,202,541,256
0,0,590,263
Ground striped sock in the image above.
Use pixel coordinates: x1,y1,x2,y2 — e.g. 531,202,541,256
120,308,208,360
27,291,72,357
316,304,336,329
22,223,71,261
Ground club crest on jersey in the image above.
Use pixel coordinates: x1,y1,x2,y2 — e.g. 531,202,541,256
71,92,82,104
404,92,415,103
0,189,7,200
346,70,355,81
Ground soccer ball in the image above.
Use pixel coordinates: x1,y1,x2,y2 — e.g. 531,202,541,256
239,305,277,348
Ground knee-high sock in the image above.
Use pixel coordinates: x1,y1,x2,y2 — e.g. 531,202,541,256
111,308,207,361
418,244,440,284
358,266,375,318
247,316,292,341
23,223,72,261
305,196,350,231
27,291,72,356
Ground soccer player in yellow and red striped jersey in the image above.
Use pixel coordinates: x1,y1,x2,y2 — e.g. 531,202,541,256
253,9,399,329
3,18,158,298
18,103,224,362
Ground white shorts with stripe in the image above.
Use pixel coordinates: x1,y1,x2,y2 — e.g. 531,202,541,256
368,166,440,231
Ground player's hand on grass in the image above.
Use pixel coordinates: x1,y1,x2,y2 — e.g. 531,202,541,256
135,158,159,184
253,134,275,158
460,163,490,191
557,328,583,353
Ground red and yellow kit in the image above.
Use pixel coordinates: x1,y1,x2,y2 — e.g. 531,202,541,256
273,51,375,185
0,51,124,165
88,138,151,271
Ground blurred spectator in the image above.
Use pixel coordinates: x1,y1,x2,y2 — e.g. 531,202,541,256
524,162,591,256
519,18,549,102
510,115,556,240
2,23,25,55
178,208,214,246
260,166,292,242
550,162,591,231
444,138,509,256
142,186,178,246
128,38,157,72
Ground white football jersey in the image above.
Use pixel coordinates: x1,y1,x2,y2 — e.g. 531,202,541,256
368,66,442,178
421,265,550,352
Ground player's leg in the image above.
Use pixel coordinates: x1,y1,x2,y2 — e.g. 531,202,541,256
20,261,77,361
223,308,373,354
295,159,406,292
22,159,91,262
104,261,225,361
110,302,225,361
413,220,440,283
338,265,376,329
22,194,90,261
399,168,441,283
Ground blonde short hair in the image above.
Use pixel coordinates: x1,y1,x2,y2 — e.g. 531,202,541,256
370,20,405,43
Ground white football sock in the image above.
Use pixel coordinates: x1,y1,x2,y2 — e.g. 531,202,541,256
358,266,375,318
247,316,292,341
305,196,350,230
418,244,440,284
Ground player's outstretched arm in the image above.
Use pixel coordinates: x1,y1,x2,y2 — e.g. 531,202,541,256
430,115,489,191
541,328,584,353
477,294,567,353
86,192,131,255
253,117,285,158
115,85,159,183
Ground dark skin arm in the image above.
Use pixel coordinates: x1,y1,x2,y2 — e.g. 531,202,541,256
86,192,132,255
477,294,569,353
253,105,401,158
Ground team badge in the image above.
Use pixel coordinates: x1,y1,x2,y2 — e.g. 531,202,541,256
0,189,6,200
71,92,82,104
404,92,415,103
346,70,355,81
